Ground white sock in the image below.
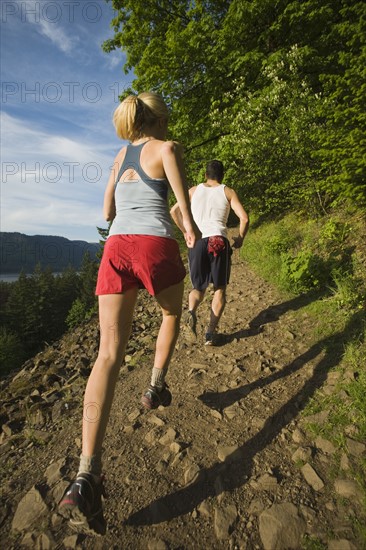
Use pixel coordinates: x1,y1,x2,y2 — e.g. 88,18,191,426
78,453,102,479
150,367,167,391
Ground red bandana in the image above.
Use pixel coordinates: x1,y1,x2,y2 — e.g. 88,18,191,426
207,236,226,256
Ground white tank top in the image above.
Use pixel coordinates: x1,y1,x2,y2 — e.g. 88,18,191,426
191,183,230,238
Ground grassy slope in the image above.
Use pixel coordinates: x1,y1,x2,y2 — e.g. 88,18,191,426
241,207,366,542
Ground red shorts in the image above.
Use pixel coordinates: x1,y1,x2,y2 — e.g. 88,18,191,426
95,235,186,296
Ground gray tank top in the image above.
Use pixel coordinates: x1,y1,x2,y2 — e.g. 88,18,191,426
108,142,175,239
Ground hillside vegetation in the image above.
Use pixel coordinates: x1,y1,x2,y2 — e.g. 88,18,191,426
0,253,99,375
104,0,365,214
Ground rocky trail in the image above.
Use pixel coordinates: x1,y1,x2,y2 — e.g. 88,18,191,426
1,231,365,549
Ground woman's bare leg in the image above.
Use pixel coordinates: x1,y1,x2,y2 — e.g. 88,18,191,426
82,289,138,458
153,280,184,371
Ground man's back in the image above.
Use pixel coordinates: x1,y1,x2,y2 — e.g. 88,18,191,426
190,183,231,238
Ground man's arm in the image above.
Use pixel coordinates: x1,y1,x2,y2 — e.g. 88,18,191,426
225,187,250,248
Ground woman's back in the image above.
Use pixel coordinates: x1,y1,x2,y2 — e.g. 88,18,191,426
108,141,174,238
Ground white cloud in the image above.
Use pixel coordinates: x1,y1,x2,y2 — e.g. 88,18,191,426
1,111,113,168
0,1,130,241
39,18,76,54
3,194,103,241
104,51,122,70
0,112,114,240
14,0,77,55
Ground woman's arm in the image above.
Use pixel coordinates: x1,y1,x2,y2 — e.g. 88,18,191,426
103,147,126,221
162,141,201,247
170,202,185,233
170,187,196,234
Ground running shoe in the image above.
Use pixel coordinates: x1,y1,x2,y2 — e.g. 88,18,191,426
204,332,226,346
141,383,172,410
58,473,106,535
205,332,214,346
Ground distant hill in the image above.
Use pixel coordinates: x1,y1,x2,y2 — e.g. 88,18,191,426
0,232,100,274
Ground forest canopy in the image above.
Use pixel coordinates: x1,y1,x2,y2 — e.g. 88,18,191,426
103,0,366,216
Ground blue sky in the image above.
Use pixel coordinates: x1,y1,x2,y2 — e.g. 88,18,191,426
1,0,132,242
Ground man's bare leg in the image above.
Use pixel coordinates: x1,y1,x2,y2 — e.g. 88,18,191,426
206,286,226,340
187,288,205,336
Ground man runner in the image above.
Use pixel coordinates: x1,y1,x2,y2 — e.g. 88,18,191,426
171,160,249,345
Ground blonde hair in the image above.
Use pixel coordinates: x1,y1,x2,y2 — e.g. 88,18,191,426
113,91,169,141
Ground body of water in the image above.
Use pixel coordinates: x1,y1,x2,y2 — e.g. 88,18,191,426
0,273,25,283
0,273,64,283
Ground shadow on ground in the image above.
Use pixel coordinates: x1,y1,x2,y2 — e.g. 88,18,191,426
223,290,325,344
126,308,364,526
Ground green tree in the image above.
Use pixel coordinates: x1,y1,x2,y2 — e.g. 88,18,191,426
5,265,78,357
32,264,58,344
66,252,98,330
316,2,366,205
78,252,98,311
0,281,11,326
0,327,25,375
66,298,90,329
211,46,325,214
5,271,39,354
96,223,112,260
103,0,233,150
104,0,365,211
54,265,80,329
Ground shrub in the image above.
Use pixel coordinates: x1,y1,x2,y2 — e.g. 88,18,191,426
280,250,329,292
66,299,89,329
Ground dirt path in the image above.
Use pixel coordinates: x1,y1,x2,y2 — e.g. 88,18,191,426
1,231,364,549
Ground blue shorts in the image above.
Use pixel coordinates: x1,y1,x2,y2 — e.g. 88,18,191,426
188,236,232,291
